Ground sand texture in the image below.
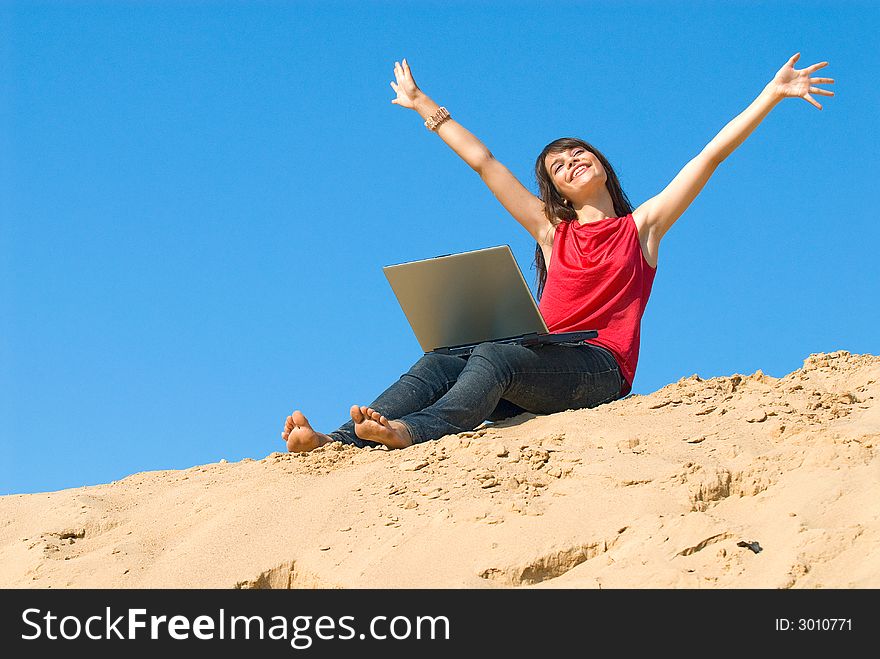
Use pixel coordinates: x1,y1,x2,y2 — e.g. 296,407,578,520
2,350,878,589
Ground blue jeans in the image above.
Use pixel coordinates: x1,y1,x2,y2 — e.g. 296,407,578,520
328,341,623,447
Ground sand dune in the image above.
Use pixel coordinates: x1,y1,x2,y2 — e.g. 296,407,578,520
2,350,878,589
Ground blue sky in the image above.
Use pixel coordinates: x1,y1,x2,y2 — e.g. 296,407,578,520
2,0,878,495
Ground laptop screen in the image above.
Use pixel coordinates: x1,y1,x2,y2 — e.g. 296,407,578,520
383,245,549,352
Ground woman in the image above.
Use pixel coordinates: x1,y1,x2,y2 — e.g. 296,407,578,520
283,53,833,452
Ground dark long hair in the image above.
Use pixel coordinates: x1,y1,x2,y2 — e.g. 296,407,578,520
533,138,633,300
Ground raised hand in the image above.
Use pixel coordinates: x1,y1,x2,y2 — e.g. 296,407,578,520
390,58,421,109
771,53,835,110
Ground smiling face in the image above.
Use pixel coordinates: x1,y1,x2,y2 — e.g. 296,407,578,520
544,145,607,203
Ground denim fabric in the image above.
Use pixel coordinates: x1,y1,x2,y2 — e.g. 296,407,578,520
328,341,623,447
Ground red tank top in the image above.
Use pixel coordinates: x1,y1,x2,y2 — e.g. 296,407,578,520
538,213,657,396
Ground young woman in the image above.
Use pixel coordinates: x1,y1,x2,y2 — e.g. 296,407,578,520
283,53,833,452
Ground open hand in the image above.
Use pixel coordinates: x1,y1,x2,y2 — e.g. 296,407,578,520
390,59,421,109
771,53,835,110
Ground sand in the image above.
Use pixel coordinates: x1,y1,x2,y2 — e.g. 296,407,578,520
1,350,878,589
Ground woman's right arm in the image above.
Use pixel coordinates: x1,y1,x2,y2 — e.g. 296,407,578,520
391,60,553,245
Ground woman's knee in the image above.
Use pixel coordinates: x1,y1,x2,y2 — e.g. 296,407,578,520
469,341,504,360
468,342,515,376
407,351,466,381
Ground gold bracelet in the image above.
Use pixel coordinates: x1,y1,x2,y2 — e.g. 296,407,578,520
424,106,451,131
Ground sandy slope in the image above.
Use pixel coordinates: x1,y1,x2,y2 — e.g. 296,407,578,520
2,350,877,589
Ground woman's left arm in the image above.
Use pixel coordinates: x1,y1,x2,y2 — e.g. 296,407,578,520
634,53,835,243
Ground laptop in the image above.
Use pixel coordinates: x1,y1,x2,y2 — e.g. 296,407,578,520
382,245,598,357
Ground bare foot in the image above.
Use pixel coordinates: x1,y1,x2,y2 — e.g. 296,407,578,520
282,410,333,453
350,405,413,449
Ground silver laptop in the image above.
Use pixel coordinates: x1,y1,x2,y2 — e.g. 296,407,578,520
383,245,597,357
